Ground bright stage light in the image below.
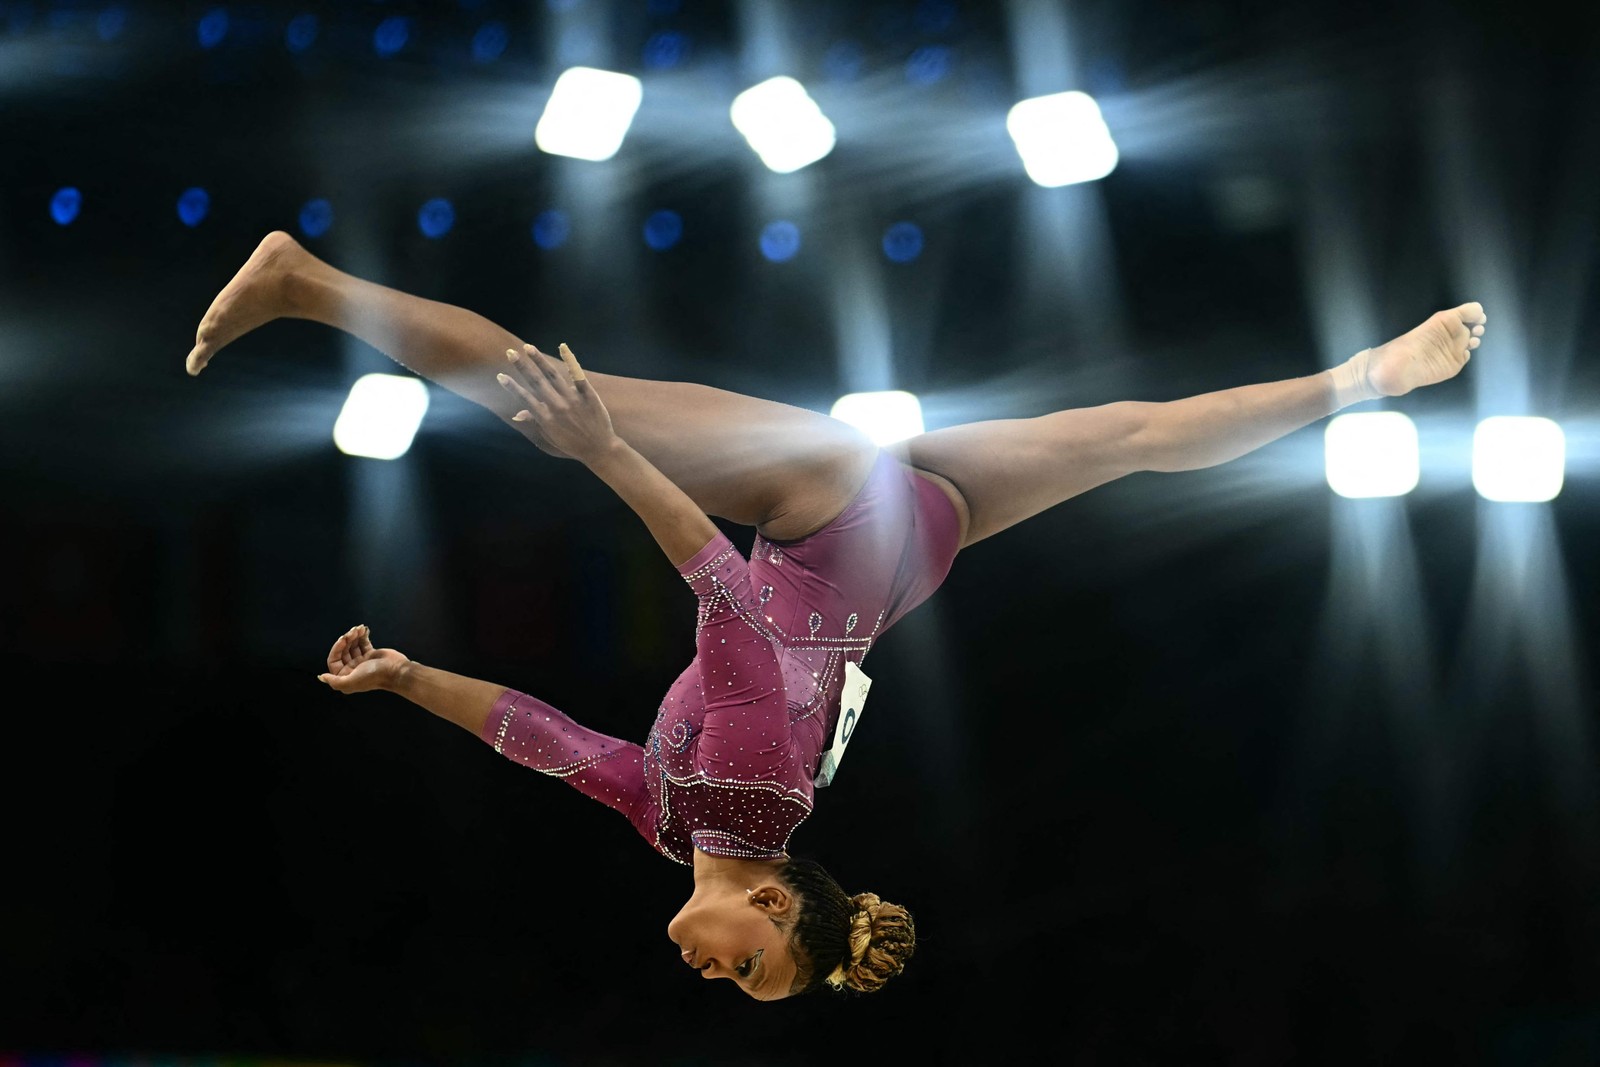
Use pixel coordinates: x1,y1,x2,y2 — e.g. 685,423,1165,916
535,67,643,162
1005,90,1119,187
830,391,925,446
1473,416,1565,502
1324,412,1419,498
730,76,836,174
334,374,430,460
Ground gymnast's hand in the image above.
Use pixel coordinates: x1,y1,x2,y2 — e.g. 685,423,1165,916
317,624,409,694
497,342,618,465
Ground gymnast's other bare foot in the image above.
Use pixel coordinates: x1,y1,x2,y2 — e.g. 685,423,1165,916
1365,302,1487,397
185,230,311,376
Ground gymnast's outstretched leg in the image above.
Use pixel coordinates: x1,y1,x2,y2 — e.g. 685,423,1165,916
889,302,1487,549
185,231,877,543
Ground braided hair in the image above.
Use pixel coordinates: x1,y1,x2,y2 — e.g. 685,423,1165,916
776,856,916,996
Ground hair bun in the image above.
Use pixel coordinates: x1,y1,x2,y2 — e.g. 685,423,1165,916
828,893,915,994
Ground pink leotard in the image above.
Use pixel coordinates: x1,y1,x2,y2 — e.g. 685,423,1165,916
480,449,961,865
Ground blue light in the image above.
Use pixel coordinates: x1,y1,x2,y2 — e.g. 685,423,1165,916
285,13,318,54
760,221,800,263
906,44,951,85
299,198,333,238
374,15,409,57
914,0,957,35
642,30,688,70
50,187,81,226
197,7,229,49
643,210,683,251
418,198,455,238
546,0,581,11
471,21,507,63
882,221,924,263
822,40,864,82
177,187,210,227
97,6,127,42
532,209,571,249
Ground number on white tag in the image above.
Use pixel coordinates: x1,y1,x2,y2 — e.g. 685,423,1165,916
815,661,871,788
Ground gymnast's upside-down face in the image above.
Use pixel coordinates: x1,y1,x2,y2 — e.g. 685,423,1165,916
666,882,799,1001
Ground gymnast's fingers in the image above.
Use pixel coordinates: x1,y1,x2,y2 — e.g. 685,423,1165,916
558,342,587,385
515,343,564,389
497,366,545,410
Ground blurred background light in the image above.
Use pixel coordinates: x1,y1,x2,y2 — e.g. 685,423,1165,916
642,30,689,70
729,76,836,174
374,16,411,57
1006,90,1119,187
333,374,431,460
535,66,644,162
915,0,958,34
906,44,953,85
643,209,683,251
822,40,865,82
759,220,801,262
882,221,924,263
97,6,127,42
284,12,318,54
418,198,455,238
196,7,228,49
471,21,508,64
830,391,926,446
1324,412,1420,499
176,187,210,228
298,197,333,239
1473,416,1566,502
533,209,572,250
50,187,81,226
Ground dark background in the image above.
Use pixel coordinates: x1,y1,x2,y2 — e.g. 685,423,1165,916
3,1,1598,1064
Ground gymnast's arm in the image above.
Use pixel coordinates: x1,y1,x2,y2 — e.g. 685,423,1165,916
317,625,650,822
498,342,719,568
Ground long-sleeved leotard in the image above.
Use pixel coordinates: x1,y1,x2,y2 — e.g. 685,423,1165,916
479,449,962,865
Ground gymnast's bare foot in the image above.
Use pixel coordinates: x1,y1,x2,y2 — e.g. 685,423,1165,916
185,230,311,376
1364,302,1487,397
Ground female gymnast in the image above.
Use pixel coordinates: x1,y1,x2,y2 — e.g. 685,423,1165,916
184,231,1485,1001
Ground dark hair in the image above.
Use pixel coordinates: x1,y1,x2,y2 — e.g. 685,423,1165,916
776,856,916,996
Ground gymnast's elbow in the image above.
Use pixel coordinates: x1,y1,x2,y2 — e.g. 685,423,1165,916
1105,400,1183,475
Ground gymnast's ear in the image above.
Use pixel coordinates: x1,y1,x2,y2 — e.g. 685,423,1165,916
748,884,794,916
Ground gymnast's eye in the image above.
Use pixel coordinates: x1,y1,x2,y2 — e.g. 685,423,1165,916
737,948,763,979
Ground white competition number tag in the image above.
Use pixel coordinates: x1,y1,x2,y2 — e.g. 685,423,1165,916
815,661,871,788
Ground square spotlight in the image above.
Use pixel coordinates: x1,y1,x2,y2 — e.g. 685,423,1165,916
333,373,430,460
729,76,836,173
1324,412,1419,498
1473,416,1565,502
1005,90,1119,187
535,66,643,162
830,391,924,446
